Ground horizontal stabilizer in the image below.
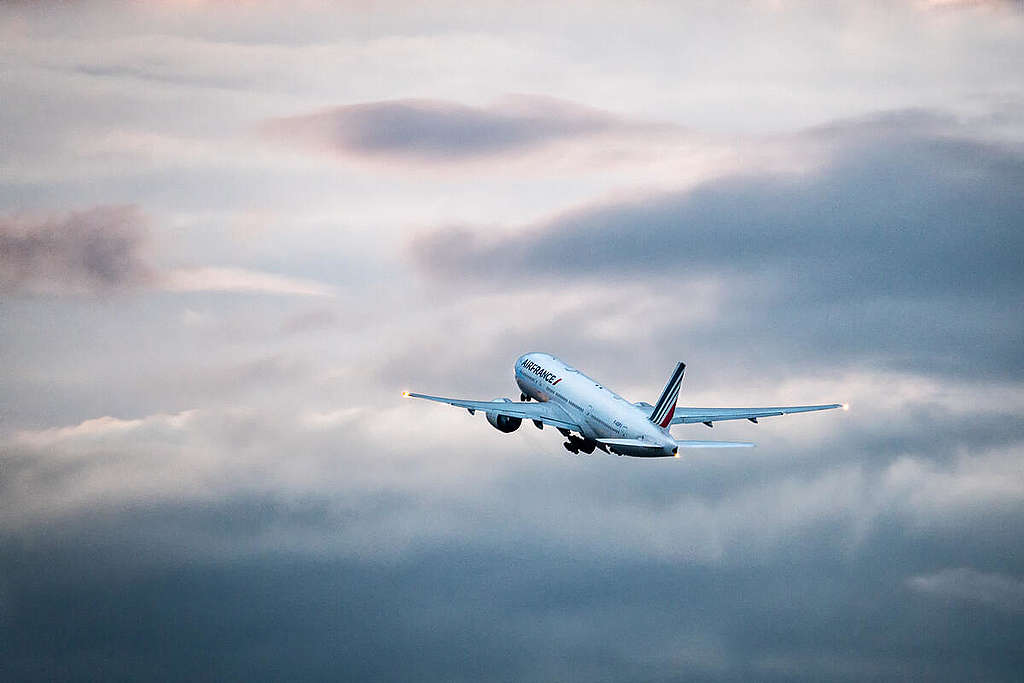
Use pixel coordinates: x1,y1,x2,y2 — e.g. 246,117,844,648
677,440,755,448
596,438,664,449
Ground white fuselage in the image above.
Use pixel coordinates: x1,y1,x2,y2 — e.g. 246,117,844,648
514,352,677,456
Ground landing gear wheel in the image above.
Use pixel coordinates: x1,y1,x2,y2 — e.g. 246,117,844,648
562,441,580,455
566,435,595,455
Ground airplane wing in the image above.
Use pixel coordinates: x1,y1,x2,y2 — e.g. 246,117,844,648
670,404,843,426
403,392,581,432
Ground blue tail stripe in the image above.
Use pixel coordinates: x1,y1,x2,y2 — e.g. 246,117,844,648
650,362,685,425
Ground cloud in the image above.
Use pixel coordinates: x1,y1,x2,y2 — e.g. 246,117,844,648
13,410,197,447
0,206,335,297
409,112,1024,378
163,267,336,297
3,387,1024,680
1,1,1023,677
4,373,1022,561
908,568,1024,612
0,206,154,294
921,0,1022,10
411,112,1023,298
264,95,665,163
279,307,341,334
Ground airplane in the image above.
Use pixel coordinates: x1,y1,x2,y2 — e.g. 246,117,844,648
403,352,845,457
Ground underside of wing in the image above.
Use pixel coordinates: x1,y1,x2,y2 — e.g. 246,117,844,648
669,404,843,426
403,392,581,432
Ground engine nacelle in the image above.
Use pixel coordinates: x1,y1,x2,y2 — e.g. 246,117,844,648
486,398,522,433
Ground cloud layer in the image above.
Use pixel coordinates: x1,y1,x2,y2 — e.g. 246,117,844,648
411,112,1024,379
3,390,1023,680
412,113,1023,297
2,1,1024,681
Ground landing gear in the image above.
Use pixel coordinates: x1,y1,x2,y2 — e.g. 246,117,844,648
520,393,530,402
562,435,596,455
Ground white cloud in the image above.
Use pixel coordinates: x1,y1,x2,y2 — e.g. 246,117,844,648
161,267,336,297
301,406,365,428
908,567,1024,612
14,410,197,447
885,446,1024,521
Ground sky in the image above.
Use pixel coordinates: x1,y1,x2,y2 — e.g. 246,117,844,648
1,0,1023,680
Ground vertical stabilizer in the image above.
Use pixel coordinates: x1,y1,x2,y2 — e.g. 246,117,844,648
650,362,685,428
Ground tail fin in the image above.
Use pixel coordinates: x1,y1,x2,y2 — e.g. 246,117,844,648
650,362,685,428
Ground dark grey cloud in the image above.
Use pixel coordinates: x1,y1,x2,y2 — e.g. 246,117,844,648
410,112,1024,378
265,96,659,162
412,113,1023,298
0,205,153,294
2,438,1023,682
0,335,1021,681
0,206,337,299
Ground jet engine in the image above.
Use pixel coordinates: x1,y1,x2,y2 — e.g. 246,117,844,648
486,398,522,433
